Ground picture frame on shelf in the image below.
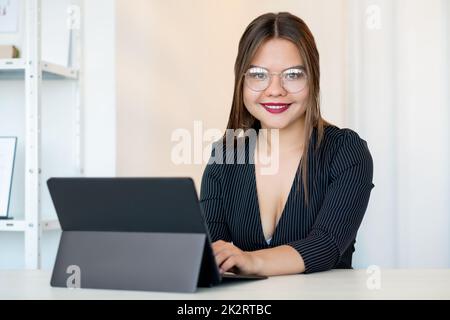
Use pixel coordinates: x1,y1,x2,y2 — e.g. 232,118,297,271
0,0,20,33
0,136,17,219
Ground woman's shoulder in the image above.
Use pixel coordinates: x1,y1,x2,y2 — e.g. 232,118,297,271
319,124,368,147
322,124,361,141
203,135,249,178
319,124,373,168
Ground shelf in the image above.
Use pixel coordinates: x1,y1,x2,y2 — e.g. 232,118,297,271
41,219,61,231
42,61,78,79
0,219,60,232
0,0,84,269
0,58,78,79
0,58,26,70
0,219,27,232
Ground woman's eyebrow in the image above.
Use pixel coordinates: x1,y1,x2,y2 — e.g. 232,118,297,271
283,65,306,72
248,64,267,69
248,64,306,71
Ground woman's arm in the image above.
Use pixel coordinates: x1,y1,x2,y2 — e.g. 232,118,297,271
285,130,374,274
213,240,305,276
200,142,232,242
252,245,306,275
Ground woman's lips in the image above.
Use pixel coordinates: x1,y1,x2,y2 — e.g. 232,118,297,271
260,103,292,114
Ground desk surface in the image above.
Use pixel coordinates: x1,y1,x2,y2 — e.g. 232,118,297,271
1,269,450,300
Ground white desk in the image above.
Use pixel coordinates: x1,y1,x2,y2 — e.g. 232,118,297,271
1,269,449,300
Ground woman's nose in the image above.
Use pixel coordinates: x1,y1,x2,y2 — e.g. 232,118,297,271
264,74,286,96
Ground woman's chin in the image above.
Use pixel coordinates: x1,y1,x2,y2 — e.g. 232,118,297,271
259,118,291,130
253,107,305,131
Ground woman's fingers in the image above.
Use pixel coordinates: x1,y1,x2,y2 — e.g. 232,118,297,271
211,241,246,274
214,249,232,267
220,255,240,273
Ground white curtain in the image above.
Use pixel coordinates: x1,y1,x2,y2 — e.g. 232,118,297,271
348,0,450,268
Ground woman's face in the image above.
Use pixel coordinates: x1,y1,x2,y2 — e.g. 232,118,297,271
243,38,309,130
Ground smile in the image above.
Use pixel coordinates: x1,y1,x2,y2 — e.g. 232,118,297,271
260,103,292,114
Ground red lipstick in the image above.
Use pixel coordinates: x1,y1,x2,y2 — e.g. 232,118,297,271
260,103,292,114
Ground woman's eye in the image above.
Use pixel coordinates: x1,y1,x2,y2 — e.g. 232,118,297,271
284,70,306,80
249,72,268,80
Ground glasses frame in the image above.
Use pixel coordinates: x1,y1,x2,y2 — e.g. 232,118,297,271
243,65,308,93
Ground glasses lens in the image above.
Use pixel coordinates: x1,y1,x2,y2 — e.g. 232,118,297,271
244,67,269,91
282,68,307,93
244,67,308,93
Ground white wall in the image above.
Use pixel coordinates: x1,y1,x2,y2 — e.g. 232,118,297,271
83,0,116,176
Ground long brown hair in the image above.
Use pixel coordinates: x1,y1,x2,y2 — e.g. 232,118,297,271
225,12,330,205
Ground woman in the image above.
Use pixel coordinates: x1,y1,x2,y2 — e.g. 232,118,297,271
200,12,374,276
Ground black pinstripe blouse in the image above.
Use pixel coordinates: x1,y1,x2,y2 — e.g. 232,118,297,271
199,125,374,274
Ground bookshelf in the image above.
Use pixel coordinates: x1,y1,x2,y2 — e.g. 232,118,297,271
0,0,83,269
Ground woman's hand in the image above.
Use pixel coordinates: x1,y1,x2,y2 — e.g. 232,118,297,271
212,240,262,275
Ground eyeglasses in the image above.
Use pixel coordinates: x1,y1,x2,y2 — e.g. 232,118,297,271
243,66,308,93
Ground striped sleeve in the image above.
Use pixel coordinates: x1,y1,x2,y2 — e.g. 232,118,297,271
287,129,375,274
199,146,232,243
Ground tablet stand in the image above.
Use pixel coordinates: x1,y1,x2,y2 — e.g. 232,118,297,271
50,231,207,293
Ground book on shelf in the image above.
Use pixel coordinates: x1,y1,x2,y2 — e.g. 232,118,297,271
0,45,20,59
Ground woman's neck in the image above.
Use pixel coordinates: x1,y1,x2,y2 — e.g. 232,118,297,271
259,115,306,154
